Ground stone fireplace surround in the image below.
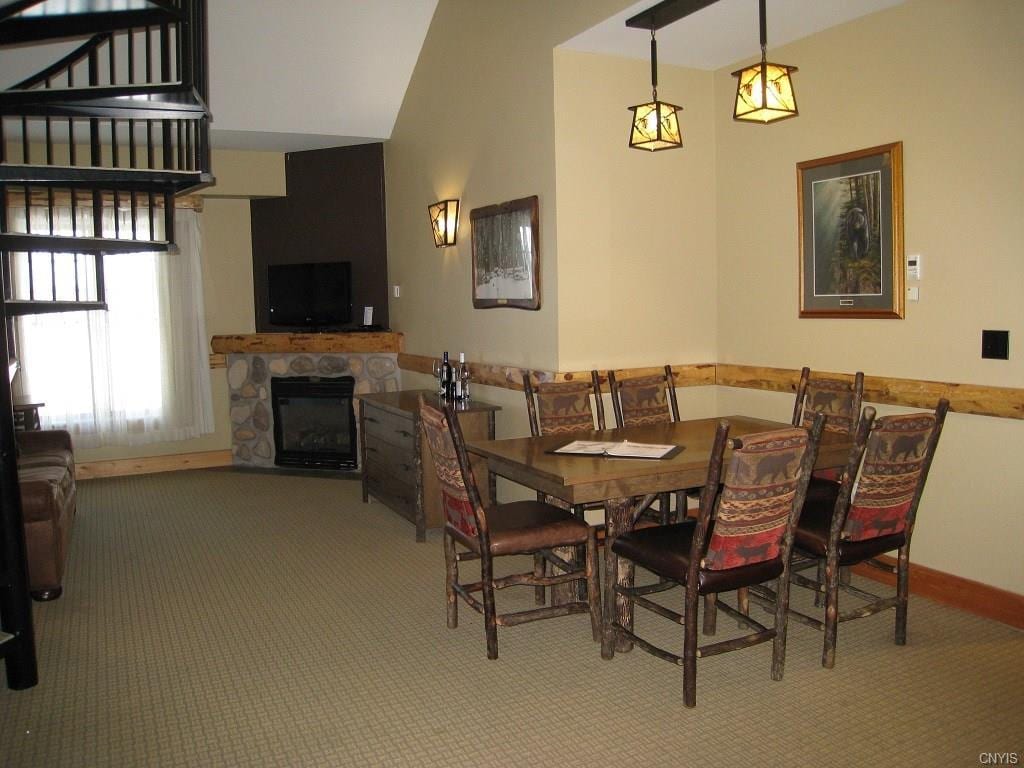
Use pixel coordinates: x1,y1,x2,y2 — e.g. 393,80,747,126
213,333,403,470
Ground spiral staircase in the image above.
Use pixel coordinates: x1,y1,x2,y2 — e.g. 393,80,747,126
0,0,213,689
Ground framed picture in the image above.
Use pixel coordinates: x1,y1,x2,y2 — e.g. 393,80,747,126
470,195,540,310
798,142,904,318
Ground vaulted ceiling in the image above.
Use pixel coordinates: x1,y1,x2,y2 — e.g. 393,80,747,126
0,0,906,152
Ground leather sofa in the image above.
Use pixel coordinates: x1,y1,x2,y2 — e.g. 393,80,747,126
17,429,76,601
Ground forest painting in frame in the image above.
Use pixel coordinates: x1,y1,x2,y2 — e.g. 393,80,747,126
798,142,904,318
471,195,540,310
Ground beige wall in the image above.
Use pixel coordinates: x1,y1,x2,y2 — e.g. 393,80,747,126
552,50,718,375
384,0,633,373
75,149,283,463
713,0,1024,593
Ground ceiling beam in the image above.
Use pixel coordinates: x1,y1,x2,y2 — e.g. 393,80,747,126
625,0,722,31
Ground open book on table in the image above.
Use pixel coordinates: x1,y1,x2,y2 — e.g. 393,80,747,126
552,439,682,460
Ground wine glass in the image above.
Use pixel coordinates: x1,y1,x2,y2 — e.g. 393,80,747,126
431,359,443,395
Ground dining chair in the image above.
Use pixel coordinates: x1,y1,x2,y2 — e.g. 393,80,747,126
607,365,689,521
524,369,606,438
523,370,607,601
792,366,865,445
606,413,825,707
784,398,949,668
418,395,602,660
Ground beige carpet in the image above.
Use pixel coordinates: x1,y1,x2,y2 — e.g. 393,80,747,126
1,469,1021,767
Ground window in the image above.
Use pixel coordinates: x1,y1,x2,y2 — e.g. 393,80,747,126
12,207,214,448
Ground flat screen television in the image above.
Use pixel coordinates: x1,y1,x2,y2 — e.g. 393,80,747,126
268,261,352,329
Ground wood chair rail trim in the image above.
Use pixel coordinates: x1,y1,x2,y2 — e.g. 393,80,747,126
208,351,1021,420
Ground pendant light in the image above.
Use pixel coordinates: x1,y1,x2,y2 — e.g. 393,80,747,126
732,0,798,124
628,29,683,151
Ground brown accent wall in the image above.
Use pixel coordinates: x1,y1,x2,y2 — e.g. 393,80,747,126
251,144,389,333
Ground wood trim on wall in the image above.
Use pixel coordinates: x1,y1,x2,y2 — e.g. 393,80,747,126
211,332,404,355
390,356,1022,421
210,344,1022,420
715,364,1024,420
853,556,1024,631
397,353,717,392
77,449,232,481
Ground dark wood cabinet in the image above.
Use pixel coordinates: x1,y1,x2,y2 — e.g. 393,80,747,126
357,390,499,542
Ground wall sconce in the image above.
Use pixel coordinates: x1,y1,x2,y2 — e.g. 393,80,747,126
627,29,682,151
428,199,460,248
731,0,798,124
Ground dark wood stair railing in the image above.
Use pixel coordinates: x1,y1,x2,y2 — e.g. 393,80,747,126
0,0,211,690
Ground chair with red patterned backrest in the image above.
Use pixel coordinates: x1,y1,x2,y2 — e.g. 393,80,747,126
786,399,949,668
418,395,602,660
607,414,825,707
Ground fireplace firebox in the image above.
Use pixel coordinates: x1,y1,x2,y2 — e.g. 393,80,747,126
270,376,357,470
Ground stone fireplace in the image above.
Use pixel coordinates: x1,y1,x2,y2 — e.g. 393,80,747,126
225,349,400,469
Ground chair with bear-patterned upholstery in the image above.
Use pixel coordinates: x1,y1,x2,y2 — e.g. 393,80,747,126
608,365,689,522
606,414,825,707
786,399,949,669
418,395,602,660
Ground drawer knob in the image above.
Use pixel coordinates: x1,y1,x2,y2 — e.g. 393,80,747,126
365,416,379,424
397,429,413,438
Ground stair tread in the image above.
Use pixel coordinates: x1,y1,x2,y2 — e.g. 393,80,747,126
1,1,180,44
1,232,173,254
0,83,208,113
6,299,108,316
0,165,213,193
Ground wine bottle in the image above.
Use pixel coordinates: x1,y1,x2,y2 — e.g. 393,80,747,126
457,352,470,401
441,351,453,401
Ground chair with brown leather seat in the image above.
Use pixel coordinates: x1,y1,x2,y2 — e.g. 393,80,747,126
607,365,689,521
606,414,824,707
786,399,949,668
418,395,602,660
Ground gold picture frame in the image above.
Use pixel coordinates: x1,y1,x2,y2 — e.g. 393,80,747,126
798,142,904,318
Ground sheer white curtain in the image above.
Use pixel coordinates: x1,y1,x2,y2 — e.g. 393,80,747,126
12,206,214,448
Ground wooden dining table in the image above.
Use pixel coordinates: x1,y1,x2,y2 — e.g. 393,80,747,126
465,415,853,659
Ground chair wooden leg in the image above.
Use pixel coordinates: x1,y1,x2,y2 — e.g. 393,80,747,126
814,559,826,607
444,531,458,629
481,557,499,660
737,586,750,627
822,552,840,669
772,572,792,681
895,545,910,645
683,587,699,708
533,552,546,605
702,593,718,635
658,492,671,524
585,529,602,642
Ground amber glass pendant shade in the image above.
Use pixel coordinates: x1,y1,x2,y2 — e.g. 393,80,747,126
732,59,798,123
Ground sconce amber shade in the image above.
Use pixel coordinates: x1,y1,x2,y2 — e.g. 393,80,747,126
428,199,460,248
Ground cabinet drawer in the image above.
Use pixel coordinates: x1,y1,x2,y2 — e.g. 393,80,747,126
365,459,417,520
362,406,416,449
363,438,416,481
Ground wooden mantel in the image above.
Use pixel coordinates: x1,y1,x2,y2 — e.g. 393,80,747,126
209,332,404,367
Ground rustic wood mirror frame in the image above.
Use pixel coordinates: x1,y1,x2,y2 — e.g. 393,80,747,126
470,195,540,310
